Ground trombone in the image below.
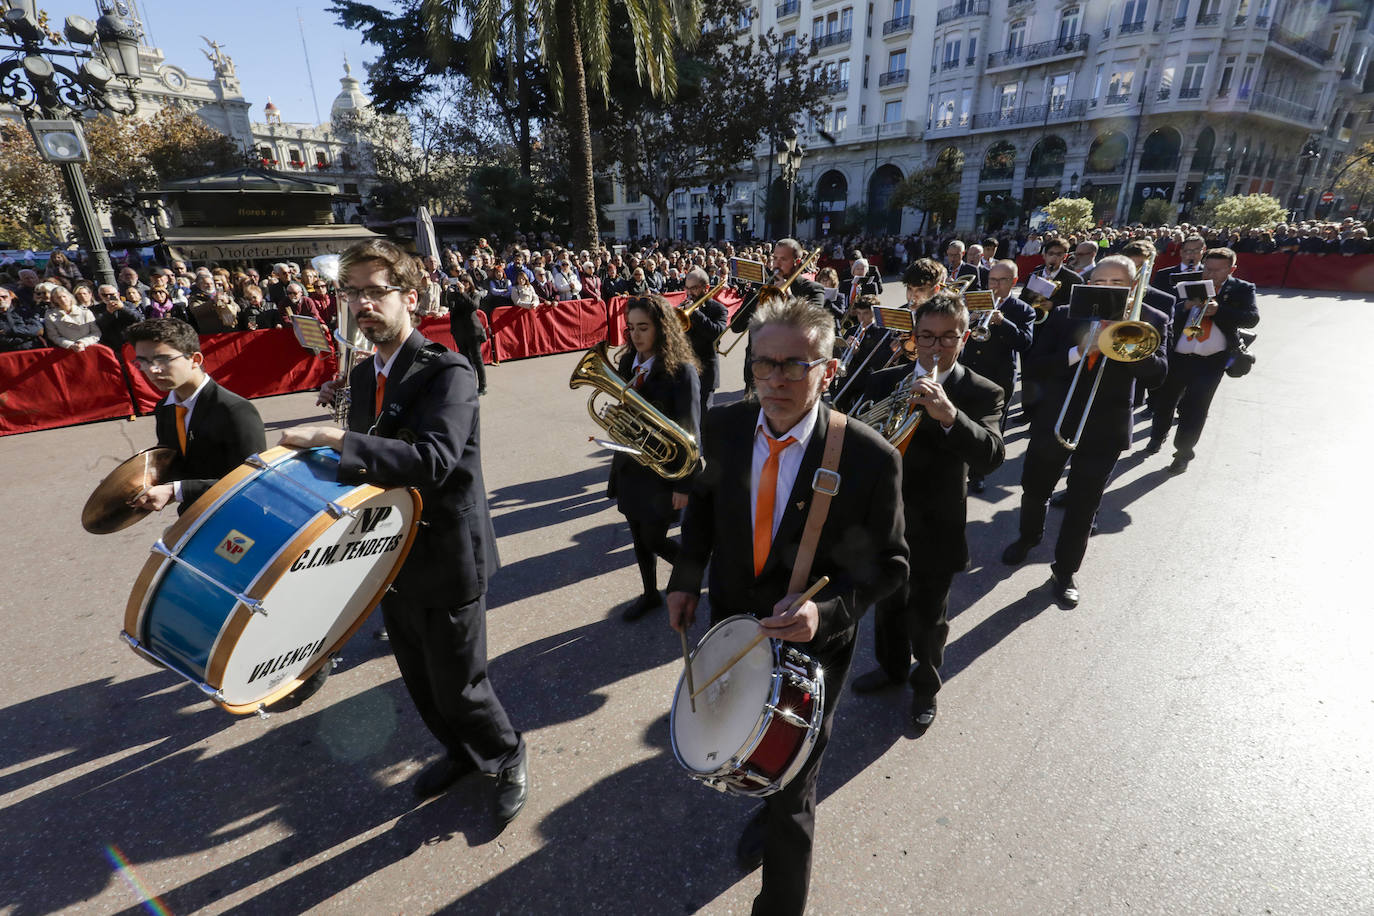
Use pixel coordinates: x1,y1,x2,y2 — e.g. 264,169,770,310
715,246,824,356
677,277,727,331
1053,254,1162,451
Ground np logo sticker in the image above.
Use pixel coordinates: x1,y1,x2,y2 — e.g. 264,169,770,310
215,530,255,563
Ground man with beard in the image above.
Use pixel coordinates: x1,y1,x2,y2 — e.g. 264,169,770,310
280,239,528,824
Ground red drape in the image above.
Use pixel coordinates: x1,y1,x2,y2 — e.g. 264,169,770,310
486,298,609,362
0,345,132,436
1283,254,1374,292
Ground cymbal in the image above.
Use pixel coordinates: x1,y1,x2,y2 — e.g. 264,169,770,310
81,447,178,534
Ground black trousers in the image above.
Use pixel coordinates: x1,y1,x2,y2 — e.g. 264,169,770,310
1019,434,1120,576
382,595,524,775
456,337,487,391
626,517,679,595
1149,351,1227,460
969,373,1014,483
871,566,956,695
699,386,715,421
751,636,856,916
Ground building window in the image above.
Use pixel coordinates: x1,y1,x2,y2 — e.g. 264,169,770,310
893,0,910,17
315,151,327,167
1218,56,1235,96
960,89,972,125
1181,54,1209,96
626,187,641,203
967,35,977,62
884,99,903,122
840,7,852,32
1107,69,1135,102
1000,82,1018,113
834,106,848,132
838,58,851,85
1121,0,1147,26
628,218,639,238
888,49,906,72
1048,73,1070,110
1058,7,1081,41
937,98,955,127
1007,20,1025,52
783,30,796,54
288,147,302,166
860,103,867,125
812,16,824,41
944,38,961,66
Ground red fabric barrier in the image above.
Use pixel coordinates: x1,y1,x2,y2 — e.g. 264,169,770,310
487,298,609,362
603,291,745,348
123,327,336,415
1235,253,1290,289
0,345,133,436
1283,254,1374,293
417,314,496,366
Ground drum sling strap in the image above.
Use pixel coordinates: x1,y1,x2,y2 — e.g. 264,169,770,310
787,409,847,595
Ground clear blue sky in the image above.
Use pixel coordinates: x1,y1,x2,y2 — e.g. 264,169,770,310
129,0,392,125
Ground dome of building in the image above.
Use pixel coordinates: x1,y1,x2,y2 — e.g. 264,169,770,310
330,57,371,123
264,98,278,112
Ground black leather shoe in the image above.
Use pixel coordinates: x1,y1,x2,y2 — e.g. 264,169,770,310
852,668,901,694
911,695,937,732
736,810,767,872
1049,489,1067,508
1001,537,1039,565
1168,456,1190,474
622,592,664,621
374,627,389,641
413,756,473,799
1144,439,1163,456
1050,571,1080,608
494,756,528,824
968,476,986,494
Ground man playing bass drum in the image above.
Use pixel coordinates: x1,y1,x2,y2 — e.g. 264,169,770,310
849,293,1005,733
668,297,908,916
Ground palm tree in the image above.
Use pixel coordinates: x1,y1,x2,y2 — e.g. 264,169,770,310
422,0,700,248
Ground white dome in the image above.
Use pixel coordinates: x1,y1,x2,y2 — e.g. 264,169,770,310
330,57,370,122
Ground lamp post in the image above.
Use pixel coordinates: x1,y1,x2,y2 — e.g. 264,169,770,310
1069,171,1079,197
1317,150,1374,221
709,180,732,241
1291,136,1321,219
0,6,141,288
777,129,804,238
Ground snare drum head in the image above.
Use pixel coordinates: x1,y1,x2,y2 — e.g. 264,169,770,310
673,615,776,773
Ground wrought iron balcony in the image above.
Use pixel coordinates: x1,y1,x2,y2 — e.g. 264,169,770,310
879,68,909,87
884,14,913,35
969,98,1089,130
987,33,1089,70
1178,86,1203,99
1171,16,1188,29
1105,91,1133,105
937,0,989,26
1234,14,1247,26
1196,12,1221,26
941,58,959,70
1138,155,1180,172
1119,20,1146,34
776,0,799,20
1157,87,1171,100
815,28,852,50
1268,24,1333,65
1250,89,1318,123
828,79,850,95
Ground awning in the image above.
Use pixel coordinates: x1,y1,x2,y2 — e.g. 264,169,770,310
162,224,389,263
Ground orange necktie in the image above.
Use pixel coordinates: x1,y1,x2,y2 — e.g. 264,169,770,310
631,364,648,389
1085,350,1100,370
374,372,387,417
174,403,188,455
753,435,796,576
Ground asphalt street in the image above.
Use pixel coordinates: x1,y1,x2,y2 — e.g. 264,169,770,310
1,285,1371,915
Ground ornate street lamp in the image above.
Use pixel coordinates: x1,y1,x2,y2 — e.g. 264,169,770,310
709,179,733,241
0,5,142,287
777,129,804,238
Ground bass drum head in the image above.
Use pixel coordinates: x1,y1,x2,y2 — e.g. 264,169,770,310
211,484,417,710
672,615,776,773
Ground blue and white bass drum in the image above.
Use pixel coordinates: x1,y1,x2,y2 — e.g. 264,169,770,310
122,446,421,715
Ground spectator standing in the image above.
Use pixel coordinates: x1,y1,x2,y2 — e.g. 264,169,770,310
511,272,540,308
531,267,557,303
551,259,583,301
45,250,83,283
44,286,99,351
94,284,142,349
579,261,603,301
0,286,46,350
446,271,488,395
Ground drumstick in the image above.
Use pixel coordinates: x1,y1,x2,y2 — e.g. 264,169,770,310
679,629,696,714
690,576,830,702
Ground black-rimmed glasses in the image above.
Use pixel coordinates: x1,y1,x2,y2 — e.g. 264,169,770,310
339,284,403,304
749,356,826,381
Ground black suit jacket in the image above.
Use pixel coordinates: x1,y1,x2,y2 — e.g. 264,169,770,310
685,298,729,394
668,401,908,656
446,287,487,346
958,294,1035,390
1166,276,1259,353
1025,265,1083,308
339,330,498,606
155,378,266,511
1025,302,1170,453
606,351,701,519
1151,263,1202,297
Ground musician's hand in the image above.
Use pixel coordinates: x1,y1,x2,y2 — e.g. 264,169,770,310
761,594,819,643
278,426,345,450
316,375,342,408
128,483,174,511
989,309,1005,325
672,492,690,511
668,591,698,633
911,377,957,427
1203,298,1219,317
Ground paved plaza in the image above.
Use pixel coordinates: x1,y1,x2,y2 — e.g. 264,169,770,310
1,286,1371,914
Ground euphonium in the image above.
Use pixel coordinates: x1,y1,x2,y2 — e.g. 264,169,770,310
569,342,702,480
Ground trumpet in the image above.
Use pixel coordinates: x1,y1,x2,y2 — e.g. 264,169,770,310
569,342,702,480
835,323,868,377
678,277,728,331
964,290,997,342
1053,254,1160,451
1182,298,1214,339
715,246,823,356
969,309,997,342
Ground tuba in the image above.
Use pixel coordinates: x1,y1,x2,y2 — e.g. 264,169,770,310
313,254,373,427
569,342,702,480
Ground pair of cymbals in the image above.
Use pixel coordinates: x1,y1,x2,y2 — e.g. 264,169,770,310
81,447,177,534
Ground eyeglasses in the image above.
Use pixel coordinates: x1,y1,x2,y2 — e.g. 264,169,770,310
134,353,188,370
749,356,826,381
914,332,965,348
339,284,403,304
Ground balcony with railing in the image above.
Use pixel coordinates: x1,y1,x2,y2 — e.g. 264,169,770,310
1196,11,1221,26
828,79,850,95
883,14,913,35
937,0,989,26
1171,16,1188,29
970,98,1089,130
1268,24,1333,65
1178,86,1203,99
879,68,910,87
1119,20,1146,33
859,118,923,140
815,28,852,50
941,58,960,71
987,33,1089,70
1250,89,1319,123
776,0,799,20
1105,91,1133,105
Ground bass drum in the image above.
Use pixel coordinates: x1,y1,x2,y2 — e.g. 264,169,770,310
122,446,420,715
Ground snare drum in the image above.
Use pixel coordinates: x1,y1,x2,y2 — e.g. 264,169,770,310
670,615,825,797
122,446,420,715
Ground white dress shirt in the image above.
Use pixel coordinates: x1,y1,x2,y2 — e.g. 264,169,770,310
750,399,821,541
167,373,212,502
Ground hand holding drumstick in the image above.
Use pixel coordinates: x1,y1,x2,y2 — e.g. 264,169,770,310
690,577,829,702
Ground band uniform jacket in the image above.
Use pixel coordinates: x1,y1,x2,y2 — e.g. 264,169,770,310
958,294,1036,392
667,401,908,657
339,330,498,607
154,378,266,511
861,362,1005,574
605,350,701,522
1025,265,1083,309
1165,275,1259,353
1025,302,1171,453
684,298,729,395
947,262,980,289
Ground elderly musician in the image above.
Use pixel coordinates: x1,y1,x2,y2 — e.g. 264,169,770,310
736,238,827,393
1001,255,1169,608
279,239,528,824
668,297,908,915
850,294,1005,733
680,267,730,416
